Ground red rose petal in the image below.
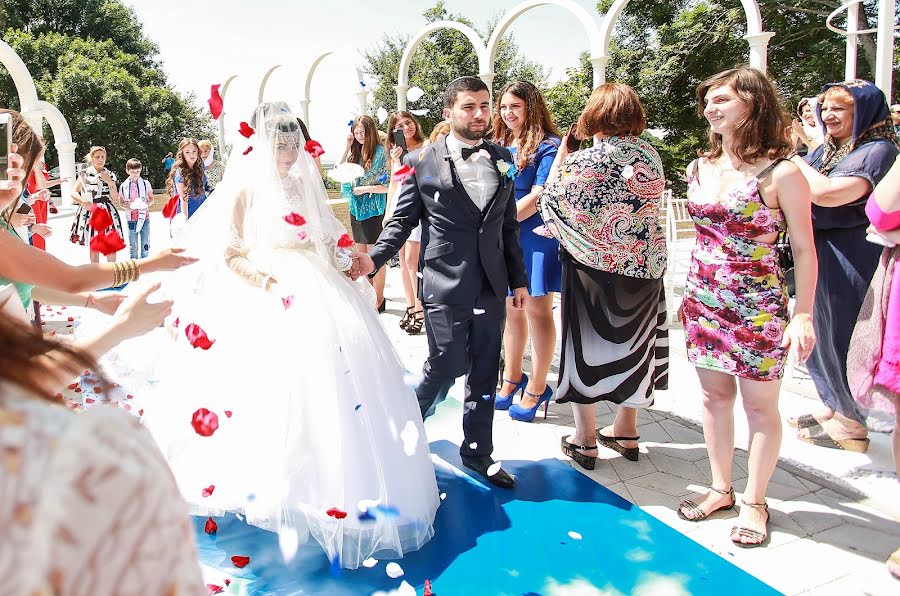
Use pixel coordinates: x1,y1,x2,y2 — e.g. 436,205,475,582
326,507,348,519
94,386,103,393
90,230,126,255
224,410,233,418
281,295,294,310
238,122,255,138
283,212,306,226
191,408,220,437
243,146,253,156
304,139,325,158
224,579,231,586
392,164,415,183
185,323,215,350
206,585,223,595
424,579,433,596
67,382,78,390
231,555,250,568
126,394,134,399
204,516,218,534
67,317,74,321
337,233,353,249
208,84,223,120
173,317,180,329
74,387,81,393
88,205,113,231
162,194,179,220
84,397,94,404
138,409,144,416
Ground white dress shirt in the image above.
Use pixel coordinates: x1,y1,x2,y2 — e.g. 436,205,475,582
446,133,499,212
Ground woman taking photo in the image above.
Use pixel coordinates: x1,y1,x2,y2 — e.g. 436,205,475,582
339,115,389,310
69,146,124,263
491,81,562,421
539,83,669,464
677,66,816,548
385,111,427,333
789,80,899,452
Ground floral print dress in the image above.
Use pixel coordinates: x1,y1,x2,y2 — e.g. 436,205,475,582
681,161,789,381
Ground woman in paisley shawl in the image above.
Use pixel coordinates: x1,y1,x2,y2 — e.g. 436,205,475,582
676,66,817,548
539,83,668,470
790,80,899,452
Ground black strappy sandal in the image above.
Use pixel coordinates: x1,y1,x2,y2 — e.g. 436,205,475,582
596,430,641,461
405,310,424,335
560,436,598,470
399,306,414,331
731,500,770,548
677,486,736,521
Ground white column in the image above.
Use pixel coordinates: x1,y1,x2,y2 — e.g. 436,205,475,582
479,71,495,105
395,84,409,112
744,32,776,73
55,141,78,206
590,56,609,88
875,0,895,100
298,99,311,128
356,89,368,116
845,1,859,81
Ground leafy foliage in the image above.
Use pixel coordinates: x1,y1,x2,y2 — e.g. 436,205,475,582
0,0,214,185
362,1,547,136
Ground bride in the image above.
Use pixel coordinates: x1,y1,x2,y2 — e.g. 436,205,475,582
135,102,438,569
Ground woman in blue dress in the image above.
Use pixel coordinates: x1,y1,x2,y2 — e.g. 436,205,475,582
790,80,899,451
167,138,210,219
491,81,562,421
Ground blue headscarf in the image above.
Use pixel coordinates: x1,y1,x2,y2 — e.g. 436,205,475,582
814,79,897,174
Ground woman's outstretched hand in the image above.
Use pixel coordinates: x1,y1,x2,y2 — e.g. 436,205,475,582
142,248,199,273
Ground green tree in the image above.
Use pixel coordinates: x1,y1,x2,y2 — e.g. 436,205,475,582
362,1,547,135
584,0,900,191
0,0,213,185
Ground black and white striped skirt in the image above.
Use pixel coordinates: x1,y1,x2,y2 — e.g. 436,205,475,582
555,253,669,407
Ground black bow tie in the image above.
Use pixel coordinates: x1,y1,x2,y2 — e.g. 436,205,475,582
460,146,483,160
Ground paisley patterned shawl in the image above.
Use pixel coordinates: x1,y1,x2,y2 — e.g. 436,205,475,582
539,135,667,279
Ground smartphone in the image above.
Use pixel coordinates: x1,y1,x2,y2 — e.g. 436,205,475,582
392,129,408,156
15,202,33,215
565,123,581,153
0,112,11,184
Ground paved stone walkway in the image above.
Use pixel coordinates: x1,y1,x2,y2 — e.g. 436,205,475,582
42,207,900,594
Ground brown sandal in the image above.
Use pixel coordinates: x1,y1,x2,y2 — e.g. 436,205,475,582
560,436,598,470
730,500,770,548
798,425,870,453
677,486,735,521
596,430,640,461
399,306,414,330
405,310,424,335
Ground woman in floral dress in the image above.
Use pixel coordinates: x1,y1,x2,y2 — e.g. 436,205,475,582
677,67,817,548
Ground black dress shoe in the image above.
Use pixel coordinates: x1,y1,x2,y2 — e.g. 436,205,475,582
461,455,515,489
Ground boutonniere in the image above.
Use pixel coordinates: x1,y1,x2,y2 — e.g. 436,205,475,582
496,159,517,181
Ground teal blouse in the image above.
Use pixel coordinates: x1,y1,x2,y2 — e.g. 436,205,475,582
341,145,388,221
0,224,34,309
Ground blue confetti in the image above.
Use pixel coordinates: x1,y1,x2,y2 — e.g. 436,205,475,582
347,120,354,127
372,505,400,518
359,80,366,88
355,404,362,411
377,173,388,184
329,555,342,577
358,510,376,522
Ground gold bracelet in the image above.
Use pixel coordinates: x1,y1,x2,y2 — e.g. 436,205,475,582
131,259,141,282
112,261,121,287
123,259,133,284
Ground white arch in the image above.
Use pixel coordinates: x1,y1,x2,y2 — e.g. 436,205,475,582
396,21,489,111
297,52,334,127
486,0,604,88
216,74,238,163
257,64,282,104
597,0,774,84
1,39,76,203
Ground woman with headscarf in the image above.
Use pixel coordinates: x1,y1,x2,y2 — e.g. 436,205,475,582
790,80,899,452
198,140,224,190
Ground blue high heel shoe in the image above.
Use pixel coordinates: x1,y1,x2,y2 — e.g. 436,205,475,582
508,386,553,422
494,373,528,410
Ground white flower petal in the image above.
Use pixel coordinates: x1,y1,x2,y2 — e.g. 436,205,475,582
406,86,425,102
363,557,378,568
278,526,299,563
487,461,502,476
385,562,405,578
568,531,583,540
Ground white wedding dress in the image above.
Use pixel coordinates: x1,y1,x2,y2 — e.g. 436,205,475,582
129,103,438,569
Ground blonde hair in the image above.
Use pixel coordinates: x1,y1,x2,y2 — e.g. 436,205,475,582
198,139,213,151
83,146,106,162
429,121,451,143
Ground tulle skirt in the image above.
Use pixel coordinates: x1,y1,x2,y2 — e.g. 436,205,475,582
130,246,438,568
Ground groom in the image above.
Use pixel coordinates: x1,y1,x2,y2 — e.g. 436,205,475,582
352,76,528,488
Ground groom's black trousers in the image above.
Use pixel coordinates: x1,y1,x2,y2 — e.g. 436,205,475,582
416,281,505,459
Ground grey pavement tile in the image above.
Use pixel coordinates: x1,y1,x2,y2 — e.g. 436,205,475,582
693,456,748,482
799,568,900,596
626,471,696,498
734,539,860,595
630,421,672,444
813,488,900,531
658,419,706,444
646,452,710,484
604,482,634,503
812,524,900,561
607,450,657,481
732,476,811,502
644,442,710,463
568,457,620,487
769,464,814,491
776,492,849,536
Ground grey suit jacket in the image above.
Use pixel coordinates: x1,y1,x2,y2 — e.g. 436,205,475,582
369,136,528,305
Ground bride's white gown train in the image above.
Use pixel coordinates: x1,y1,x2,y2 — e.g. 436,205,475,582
122,103,438,569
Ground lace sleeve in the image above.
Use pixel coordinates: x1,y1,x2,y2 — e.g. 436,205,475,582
224,192,274,289
45,407,206,596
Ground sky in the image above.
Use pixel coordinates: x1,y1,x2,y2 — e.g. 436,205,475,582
126,0,601,161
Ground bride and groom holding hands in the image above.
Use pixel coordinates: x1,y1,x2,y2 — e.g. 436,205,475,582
135,76,528,568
